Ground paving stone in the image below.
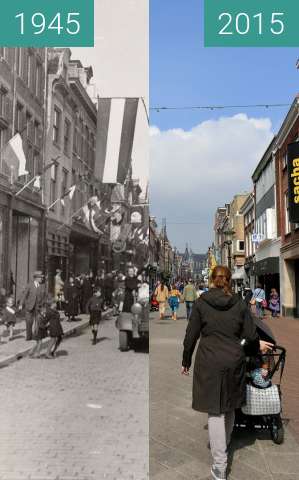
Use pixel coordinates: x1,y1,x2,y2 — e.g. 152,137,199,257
0,317,148,479
150,306,299,479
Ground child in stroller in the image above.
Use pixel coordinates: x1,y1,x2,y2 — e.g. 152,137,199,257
235,317,286,445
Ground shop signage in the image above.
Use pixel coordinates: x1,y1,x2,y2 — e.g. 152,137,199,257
252,233,264,243
112,239,126,253
288,142,299,223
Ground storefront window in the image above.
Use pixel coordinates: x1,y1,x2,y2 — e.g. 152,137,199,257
11,214,40,301
0,209,3,287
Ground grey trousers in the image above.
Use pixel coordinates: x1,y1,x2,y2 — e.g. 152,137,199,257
208,410,235,474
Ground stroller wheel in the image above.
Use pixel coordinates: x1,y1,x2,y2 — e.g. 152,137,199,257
271,416,284,444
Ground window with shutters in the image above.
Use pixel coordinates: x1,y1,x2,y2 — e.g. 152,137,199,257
35,61,42,101
53,107,61,145
50,164,58,210
285,192,291,235
15,103,24,134
64,118,71,156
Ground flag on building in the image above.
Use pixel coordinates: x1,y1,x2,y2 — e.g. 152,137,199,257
95,97,139,184
2,133,28,182
60,185,76,206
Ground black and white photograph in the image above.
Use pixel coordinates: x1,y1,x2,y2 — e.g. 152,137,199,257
0,1,149,479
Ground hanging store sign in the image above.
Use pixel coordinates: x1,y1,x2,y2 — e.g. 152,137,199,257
287,142,299,223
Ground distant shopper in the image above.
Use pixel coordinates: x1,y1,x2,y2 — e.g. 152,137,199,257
64,277,80,321
269,288,280,318
168,285,181,321
244,286,253,306
86,288,104,345
251,284,266,318
44,298,64,358
183,280,197,320
154,281,169,320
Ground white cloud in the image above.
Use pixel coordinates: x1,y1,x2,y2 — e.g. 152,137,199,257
150,114,274,251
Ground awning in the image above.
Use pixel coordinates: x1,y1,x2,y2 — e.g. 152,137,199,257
232,267,246,280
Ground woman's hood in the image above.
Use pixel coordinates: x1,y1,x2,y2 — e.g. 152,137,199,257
200,288,240,311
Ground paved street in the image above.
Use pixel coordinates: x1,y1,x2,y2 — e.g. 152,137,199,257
150,304,299,480
0,317,149,480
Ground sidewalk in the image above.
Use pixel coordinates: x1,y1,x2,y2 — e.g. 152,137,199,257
264,313,299,443
0,310,112,368
150,306,299,480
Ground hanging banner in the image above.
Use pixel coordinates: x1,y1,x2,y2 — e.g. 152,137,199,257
287,142,299,223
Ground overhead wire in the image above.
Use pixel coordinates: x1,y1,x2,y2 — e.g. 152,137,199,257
149,102,291,112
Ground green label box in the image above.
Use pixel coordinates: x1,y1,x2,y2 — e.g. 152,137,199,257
0,0,94,47
204,0,299,47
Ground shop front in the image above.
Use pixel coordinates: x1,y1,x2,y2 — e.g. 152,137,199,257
0,189,10,292
10,196,45,302
280,242,299,318
46,220,70,295
253,256,280,300
69,222,99,276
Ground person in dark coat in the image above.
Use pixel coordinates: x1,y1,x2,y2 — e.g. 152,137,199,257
28,305,48,358
64,277,80,321
122,267,138,313
81,274,94,313
181,265,273,480
19,271,46,341
86,288,104,345
44,298,64,358
104,273,114,307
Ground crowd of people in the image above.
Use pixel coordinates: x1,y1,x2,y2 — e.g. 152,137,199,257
0,265,150,355
153,278,206,321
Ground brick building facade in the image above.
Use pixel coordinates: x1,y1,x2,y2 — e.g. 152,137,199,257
275,96,299,317
0,48,46,299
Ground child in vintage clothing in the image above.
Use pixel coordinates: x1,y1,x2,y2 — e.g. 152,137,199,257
29,306,48,358
1,296,16,342
86,288,104,345
45,298,64,358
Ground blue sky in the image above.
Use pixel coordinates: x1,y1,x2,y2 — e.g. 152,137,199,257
150,0,299,253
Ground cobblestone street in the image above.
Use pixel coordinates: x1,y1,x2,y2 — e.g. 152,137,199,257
0,317,149,480
150,305,299,480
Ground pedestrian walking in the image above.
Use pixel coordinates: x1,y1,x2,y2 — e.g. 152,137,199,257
154,281,169,320
244,286,253,306
81,274,93,313
269,288,280,317
64,277,80,321
183,279,197,320
168,285,181,321
0,287,7,315
1,296,17,342
251,283,266,318
54,269,64,310
44,298,64,358
104,273,114,308
122,267,138,314
181,266,273,480
28,306,48,358
19,271,46,341
86,288,104,345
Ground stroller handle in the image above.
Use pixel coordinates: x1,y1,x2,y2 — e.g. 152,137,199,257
273,345,286,355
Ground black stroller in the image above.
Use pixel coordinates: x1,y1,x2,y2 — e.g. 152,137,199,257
235,317,286,444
